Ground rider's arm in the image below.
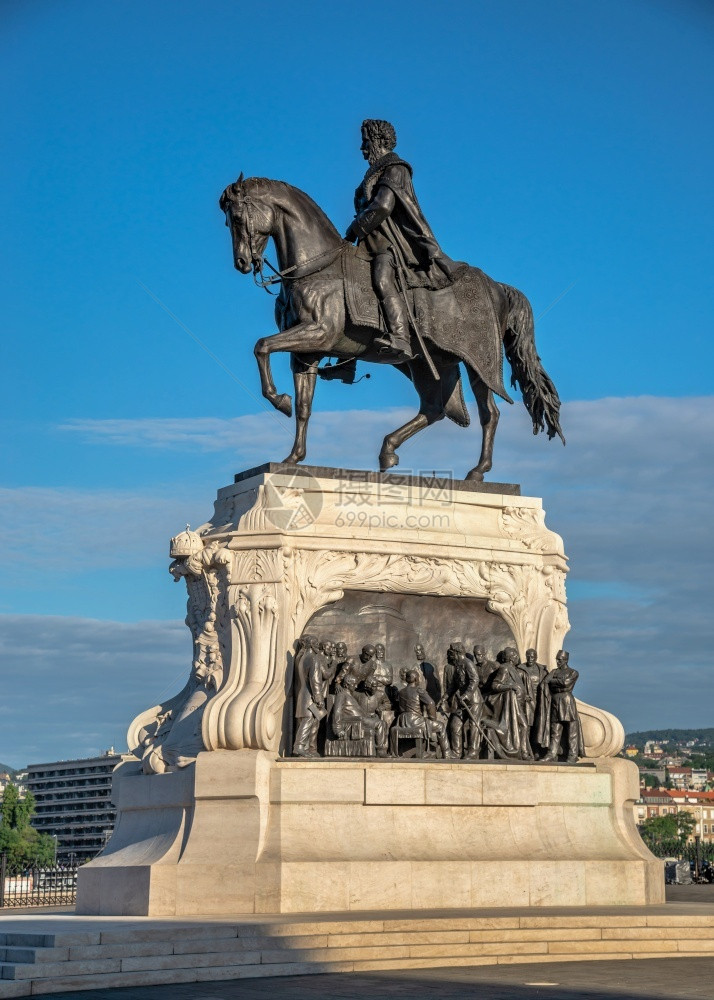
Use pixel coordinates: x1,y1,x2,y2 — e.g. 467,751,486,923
348,184,396,239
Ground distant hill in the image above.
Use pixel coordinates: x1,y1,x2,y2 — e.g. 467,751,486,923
0,762,18,777
626,729,714,749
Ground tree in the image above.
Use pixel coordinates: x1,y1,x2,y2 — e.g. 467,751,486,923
643,774,661,788
0,783,55,872
639,811,697,858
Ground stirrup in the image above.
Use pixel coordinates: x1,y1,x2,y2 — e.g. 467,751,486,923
373,334,414,361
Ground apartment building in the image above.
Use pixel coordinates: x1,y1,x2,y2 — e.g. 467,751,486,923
23,749,130,862
635,787,714,844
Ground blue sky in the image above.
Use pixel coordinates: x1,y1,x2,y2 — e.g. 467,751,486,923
2,0,713,766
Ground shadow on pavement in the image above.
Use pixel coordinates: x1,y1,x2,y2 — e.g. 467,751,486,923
35,957,714,1000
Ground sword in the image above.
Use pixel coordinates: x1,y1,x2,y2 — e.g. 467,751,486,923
385,226,440,382
457,694,501,758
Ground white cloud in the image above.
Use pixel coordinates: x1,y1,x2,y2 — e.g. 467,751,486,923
0,486,203,579
58,415,294,455
0,616,187,769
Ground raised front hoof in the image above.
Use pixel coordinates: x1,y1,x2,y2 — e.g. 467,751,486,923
379,451,399,472
270,393,292,417
281,451,305,466
465,468,485,482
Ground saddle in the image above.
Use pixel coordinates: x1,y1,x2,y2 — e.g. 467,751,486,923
342,245,509,402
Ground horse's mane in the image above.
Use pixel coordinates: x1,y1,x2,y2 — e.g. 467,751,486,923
220,176,342,240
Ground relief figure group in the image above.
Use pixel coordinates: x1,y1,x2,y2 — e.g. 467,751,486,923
292,635,583,763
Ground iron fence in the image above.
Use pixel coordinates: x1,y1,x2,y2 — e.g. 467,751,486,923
0,853,79,908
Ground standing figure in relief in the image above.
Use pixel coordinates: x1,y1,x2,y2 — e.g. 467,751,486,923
336,643,377,686
414,642,440,702
542,650,583,763
320,640,338,686
327,640,349,707
292,634,329,758
439,642,461,716
373,642,395,686
519,649,548,753
440,643,482,759
332,641,349,677
489,647,533,759
472,644,497,691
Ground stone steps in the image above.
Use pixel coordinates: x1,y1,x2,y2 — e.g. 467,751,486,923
1,913,714,996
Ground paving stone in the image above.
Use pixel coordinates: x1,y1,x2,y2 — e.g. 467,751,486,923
4,959,121,981
1,952,68,966
0,981,32,998
119,950,261,972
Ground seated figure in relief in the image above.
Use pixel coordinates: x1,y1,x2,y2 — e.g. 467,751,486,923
396,669,451,758
331,671,389,756
359,671,395,731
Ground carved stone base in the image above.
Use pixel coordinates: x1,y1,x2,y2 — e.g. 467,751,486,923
123,465,625,767
76,751,663,915
77,465,651,916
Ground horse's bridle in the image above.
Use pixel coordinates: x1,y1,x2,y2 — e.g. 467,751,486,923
236,194,347,295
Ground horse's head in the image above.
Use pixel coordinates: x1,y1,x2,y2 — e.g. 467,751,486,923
219,174,273,275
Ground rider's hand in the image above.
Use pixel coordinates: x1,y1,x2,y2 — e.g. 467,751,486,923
344,223,358,243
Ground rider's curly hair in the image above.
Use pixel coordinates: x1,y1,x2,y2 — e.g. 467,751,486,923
361,119,397,151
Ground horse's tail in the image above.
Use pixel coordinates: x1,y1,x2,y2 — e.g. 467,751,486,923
500,283,565,444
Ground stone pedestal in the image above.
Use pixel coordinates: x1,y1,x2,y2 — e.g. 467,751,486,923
77,751,662,915
77,465,662,915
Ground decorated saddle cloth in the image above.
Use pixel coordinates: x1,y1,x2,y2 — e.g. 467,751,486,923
342,246,509,401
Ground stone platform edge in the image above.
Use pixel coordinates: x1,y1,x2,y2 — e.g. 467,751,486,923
233,462,521,496
2,905,714,997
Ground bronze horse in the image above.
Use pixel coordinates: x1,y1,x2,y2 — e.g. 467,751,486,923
220,176,563,480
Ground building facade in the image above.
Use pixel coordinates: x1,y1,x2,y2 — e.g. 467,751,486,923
23,749,130,862
635,787,714,845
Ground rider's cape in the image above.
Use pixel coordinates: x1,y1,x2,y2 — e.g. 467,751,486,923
343,247,511,410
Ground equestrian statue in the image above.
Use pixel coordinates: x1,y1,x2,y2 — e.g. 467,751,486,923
220,119,564,481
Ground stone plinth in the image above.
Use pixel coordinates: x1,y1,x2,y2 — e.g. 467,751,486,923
76,465,658,916
76,751,662,915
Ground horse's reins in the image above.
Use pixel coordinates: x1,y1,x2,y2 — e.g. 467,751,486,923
240,195,368,381
242,196,347,295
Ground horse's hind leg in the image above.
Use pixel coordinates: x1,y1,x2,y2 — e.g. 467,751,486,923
283,357,319,465
465,371,499,481
379,413,430,471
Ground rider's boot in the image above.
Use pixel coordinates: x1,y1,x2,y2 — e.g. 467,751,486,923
373,293,415,362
